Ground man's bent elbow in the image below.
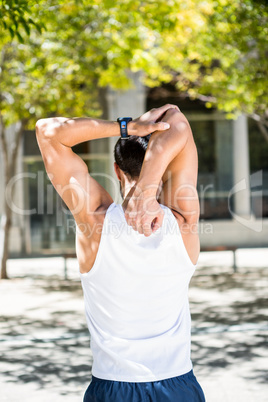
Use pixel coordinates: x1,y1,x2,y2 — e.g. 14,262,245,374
36,118,59,139
36,119,50,138
164,109,191,138
164,108,188,125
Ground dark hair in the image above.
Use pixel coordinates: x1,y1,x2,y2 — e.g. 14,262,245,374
114,135,151,179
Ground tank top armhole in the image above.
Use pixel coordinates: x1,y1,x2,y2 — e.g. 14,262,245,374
161,204,198,270
79,202,116,279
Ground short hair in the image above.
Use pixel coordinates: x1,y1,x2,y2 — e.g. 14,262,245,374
114,135,151,179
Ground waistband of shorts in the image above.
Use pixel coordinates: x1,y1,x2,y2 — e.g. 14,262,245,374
91,369,194,384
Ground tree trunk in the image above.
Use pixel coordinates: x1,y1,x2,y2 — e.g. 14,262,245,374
0,118,25,279
0,207,12,279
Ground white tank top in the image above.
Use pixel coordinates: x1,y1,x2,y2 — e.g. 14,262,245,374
79,202,196,382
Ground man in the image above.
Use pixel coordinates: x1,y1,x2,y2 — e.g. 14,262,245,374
36,104,205,401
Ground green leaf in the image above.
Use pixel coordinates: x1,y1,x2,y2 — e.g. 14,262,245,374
16,31,24,43
22,20,30,35
8,26,15,38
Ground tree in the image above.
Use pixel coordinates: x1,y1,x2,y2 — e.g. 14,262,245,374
1,0,267,278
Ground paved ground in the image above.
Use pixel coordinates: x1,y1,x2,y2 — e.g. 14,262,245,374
0,249,267,401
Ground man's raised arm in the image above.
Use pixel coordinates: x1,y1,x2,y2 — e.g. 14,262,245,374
124,108,199,256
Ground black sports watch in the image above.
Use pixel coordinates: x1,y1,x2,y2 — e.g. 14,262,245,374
117,117,132,139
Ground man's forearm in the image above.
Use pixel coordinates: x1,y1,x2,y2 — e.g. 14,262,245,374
35,117,122,148
137,111,190,195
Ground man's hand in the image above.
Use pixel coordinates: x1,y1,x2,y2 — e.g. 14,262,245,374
123,183,165,237
128,104,179,137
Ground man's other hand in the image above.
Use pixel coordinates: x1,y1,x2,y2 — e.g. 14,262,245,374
128,104,179,137
124,184,164,237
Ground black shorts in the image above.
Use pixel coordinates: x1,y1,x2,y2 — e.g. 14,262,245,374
83,370,205,402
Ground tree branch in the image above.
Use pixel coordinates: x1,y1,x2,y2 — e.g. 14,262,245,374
0,114,9,179
256,121,268,143
10,120,26,177
249,113,268,143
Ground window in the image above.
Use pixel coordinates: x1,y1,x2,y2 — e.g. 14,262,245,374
188,117,234,220
248,119,268,218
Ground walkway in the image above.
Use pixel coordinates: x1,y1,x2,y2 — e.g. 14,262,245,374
0,249,267,401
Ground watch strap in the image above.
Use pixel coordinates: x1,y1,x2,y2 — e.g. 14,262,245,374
117,117,132,139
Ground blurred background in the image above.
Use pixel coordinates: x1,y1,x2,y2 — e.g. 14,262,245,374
0,0,268,269
0,1,267,401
